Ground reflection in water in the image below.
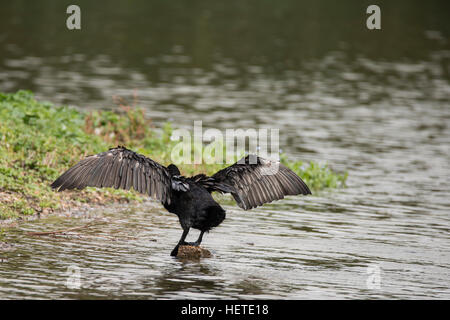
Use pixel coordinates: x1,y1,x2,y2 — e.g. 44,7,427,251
153,262,222,299
0,0,450,299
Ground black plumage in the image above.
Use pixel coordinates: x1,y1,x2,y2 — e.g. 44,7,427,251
51,146,311,256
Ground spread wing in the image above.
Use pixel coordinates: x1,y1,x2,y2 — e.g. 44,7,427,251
210,155,311,210
51,146,173,204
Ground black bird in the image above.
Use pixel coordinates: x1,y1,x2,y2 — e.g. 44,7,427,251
51,146,311,256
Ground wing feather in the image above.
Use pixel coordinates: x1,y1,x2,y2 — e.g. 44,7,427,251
51,146,172,204
210,155,311,210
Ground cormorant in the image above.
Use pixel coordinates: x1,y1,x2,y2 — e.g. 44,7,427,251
51,146,311,256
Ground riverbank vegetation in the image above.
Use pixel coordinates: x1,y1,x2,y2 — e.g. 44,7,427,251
0,91,347,220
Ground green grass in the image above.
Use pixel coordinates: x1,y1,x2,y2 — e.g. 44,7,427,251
0,90,347,220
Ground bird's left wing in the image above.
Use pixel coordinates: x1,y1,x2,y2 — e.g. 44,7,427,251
51,146,173,204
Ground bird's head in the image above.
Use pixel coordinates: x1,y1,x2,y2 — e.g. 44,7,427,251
167,164,181,176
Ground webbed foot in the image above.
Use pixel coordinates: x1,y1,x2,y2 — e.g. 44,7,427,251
181,241,200,247
170,245,180,257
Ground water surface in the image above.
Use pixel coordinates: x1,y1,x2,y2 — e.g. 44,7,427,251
0,0,449,299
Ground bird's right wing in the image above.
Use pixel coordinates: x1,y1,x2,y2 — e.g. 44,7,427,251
51,146,174,204
210,155,311,210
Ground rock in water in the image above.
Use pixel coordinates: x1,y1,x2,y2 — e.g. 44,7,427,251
177,245,212,259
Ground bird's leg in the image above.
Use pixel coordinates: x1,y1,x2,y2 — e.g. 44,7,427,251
182,230,205,247
170,227,190,257
194,230,205,246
